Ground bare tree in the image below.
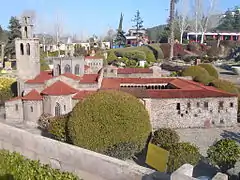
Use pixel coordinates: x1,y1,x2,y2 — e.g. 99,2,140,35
193,0,217,44
176,0,190,44
54,13,64,56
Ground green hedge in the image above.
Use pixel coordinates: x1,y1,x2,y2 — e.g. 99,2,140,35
193,74,215,85
198,64,219,79
181,66,210,79
0,150,79,180
210,79,239,94
68,90,151,156
124,50,146,61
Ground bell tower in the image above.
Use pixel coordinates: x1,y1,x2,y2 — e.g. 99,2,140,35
15,15,40,96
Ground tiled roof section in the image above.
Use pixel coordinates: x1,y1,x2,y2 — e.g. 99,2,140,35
41,80,78,95
101,78,121,89
6,96,22,102
26,71,53,84
22,89,42,101
84,65,90,70
85,56,103,60
72,90,97,100
61,72,81,81
79,74,99,84
117,68,153,74
169,79,201,90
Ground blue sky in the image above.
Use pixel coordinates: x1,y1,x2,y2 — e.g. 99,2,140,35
0,0,239,38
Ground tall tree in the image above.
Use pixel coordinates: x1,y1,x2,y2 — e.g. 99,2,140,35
4,16,21,59
132,10,144,38
115,13,126,47
169,0,179,60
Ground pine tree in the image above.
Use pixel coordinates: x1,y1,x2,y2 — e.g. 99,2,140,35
115,13,126,47
4,16,21,58
132,10,144,37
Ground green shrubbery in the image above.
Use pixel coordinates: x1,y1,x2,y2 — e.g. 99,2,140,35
107,51,117,62
210,79,239,94
67,90,151,159
198,64,219,78
0,77,16,104
181,65,210,79
124,50,146,61
193,74,215,85
207,139,240,172
0,150,79,180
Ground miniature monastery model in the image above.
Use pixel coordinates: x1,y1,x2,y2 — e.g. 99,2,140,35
5,16,238,129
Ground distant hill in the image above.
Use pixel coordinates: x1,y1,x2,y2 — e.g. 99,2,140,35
147,24,167,42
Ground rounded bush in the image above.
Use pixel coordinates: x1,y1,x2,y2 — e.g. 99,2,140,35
167,142,201,172
198,64,219,79
0,77,15,104
181,66,210,79
193,74,215,85
210,79,239,94
68,90,151,153
107,51,117,61
207,138,240,172
124,50,146,61
151,128,180,149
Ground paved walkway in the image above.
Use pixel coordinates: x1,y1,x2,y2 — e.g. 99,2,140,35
176,126,240,156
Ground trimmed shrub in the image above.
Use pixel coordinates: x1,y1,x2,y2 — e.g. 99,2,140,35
193,74,215,85
48,114,69,142
103,142,142,160
210,79,239,94
68,90,151,154
145,50,156,63
167,142,201,172
0,77,16,104
181,66,210,79
124,50,146,61
0,150,79,179
151,128,180,149
198,63,219,79
147,43,164,59
107,51,117,61
207,138,240,172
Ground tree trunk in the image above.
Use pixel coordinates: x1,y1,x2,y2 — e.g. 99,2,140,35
169,0,175,60
180,31,184,44
200,32,204,44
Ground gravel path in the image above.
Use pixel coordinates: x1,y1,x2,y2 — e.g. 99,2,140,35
176,126,240,156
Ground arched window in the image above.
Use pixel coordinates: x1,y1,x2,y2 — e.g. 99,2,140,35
74,64,80,75
26,43,30,55
20,43,24,55
30,106,33,112
64,64,71,73
55,64,61,76
55,102,61,116
24,26,28,38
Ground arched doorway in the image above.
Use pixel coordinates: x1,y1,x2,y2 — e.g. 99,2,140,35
55,102,61,116
74,64,80,75
64,64,71,73
26,43,30,55
55,64,61,76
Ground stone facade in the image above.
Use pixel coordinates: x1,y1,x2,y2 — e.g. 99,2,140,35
85,57,103,74
145,97,238,129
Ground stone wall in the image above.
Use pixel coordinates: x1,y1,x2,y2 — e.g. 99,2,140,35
145,97,238,129
5,99,24,122
23,100,43,126
0,122,164,180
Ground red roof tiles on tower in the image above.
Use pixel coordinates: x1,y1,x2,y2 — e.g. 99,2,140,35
41,80,78,95
6,96,22,102
22,89,42,101
72,90,97,100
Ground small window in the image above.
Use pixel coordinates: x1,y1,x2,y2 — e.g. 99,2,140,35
64,105,66,111
196,102,200,107
15,104,18,111
176,103,180,110
181,114,183,117
110,69,114,73
104,69,107,73
220,119,224,124
30,106,33,112
185,111,188,114
230,102,234,108
219,101,224,110
204,102,208,109
187,102,191,109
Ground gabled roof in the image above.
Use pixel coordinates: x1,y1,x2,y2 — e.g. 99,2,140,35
117,68,153,74
79,74,99,84
61,72,81,81
6,96,22,102
72,90,97,100
26,71,53,84
41,80,78,95
22,89,42,101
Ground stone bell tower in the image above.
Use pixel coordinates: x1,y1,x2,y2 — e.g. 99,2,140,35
15,15,40,96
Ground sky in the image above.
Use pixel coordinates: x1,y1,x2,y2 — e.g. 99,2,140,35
0,0,239,39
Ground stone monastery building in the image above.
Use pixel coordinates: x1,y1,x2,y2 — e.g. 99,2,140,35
5,16,238,129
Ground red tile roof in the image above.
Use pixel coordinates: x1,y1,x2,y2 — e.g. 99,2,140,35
41,80,78,95
22,89,42,101
117,68,153,74
26,71,53,84
6,96,22,102
61,72,81,81
72,90,97,100
80,74,99,84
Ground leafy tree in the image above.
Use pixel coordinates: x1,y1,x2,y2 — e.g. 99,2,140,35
107,51,117,62
132,10,144,37
115,13,126,47
74,44,86,56
4,17,21,58
210,79,239,94
67,90,151,156
207,138,240,172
